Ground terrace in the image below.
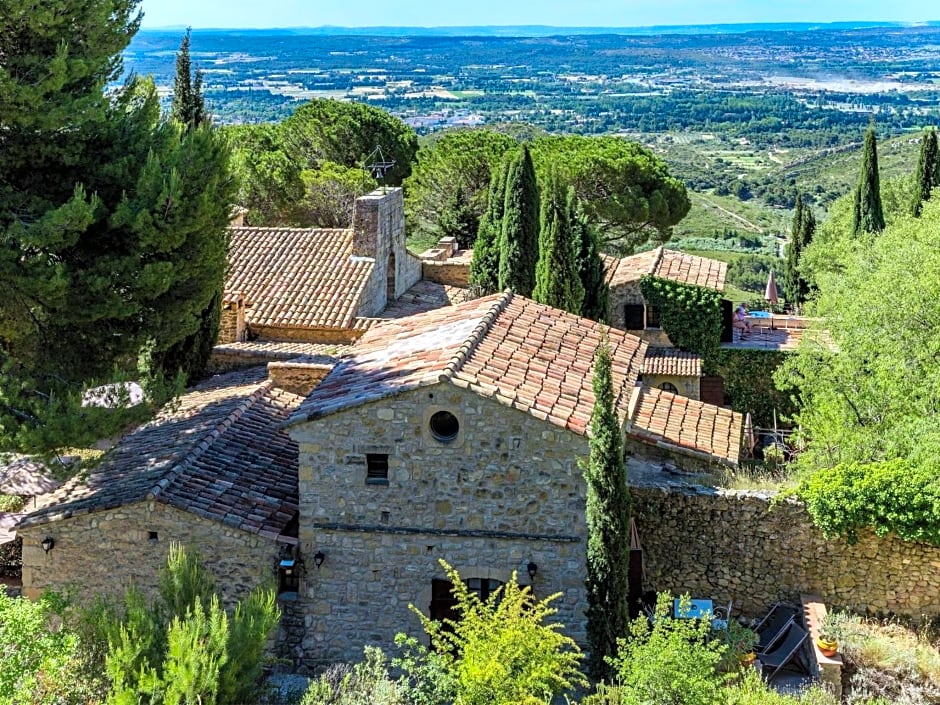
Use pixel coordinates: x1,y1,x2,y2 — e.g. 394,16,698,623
722,313,822,352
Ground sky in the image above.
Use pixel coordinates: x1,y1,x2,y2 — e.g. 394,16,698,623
138,0,936,29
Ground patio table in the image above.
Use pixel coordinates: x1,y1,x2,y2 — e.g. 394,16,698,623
673,598,713,620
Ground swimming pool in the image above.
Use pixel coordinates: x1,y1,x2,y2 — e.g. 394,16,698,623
749,310,772,318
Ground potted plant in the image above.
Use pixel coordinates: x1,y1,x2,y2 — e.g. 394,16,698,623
816,632,839,658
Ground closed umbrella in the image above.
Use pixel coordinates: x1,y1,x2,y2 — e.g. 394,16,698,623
764,270,779,306
744,412,757,456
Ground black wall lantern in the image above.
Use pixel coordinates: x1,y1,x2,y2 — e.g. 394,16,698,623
313,550,326,569
41,537,55,554
527,561,538,580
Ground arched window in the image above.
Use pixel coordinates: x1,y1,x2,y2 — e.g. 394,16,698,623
658,382,679,394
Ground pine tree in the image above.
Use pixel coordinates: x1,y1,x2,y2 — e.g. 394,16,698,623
576,207,609,323
0,1,235,451
498,145,540,296
533,175,585,314
911,127,940,217
582,339,632,682
852,120,885,236
171,28,207,129
438,187,478,250
470,158,509,295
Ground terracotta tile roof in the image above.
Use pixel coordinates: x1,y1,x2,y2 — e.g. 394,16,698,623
0,456,63,496
605,247,727,292
19,369,304,538
289,292,648,436
629,386,743,466
642,349,702,377
226,227,374,330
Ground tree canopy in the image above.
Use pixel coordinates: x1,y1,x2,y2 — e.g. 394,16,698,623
777,197,940,472
851,121,885,236
498,145,540,296
533,175,584,315
0,0,234,451
911,126,940,217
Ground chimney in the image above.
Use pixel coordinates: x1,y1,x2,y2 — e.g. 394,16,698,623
219,292,247,344
229,206,249,228
351,187,404,258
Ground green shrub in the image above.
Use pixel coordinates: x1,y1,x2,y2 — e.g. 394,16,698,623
640,276,722,365
610,594,727,705
403,560,585,705
300,647,407,705
0,494,25,512
723,670,837,704
796,459,940,546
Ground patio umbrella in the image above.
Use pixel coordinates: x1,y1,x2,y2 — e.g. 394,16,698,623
764,270,779,306
744,412,757,456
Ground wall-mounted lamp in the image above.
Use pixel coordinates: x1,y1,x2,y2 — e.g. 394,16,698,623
41,537,55,554
313,550,326,569
527,561,538,580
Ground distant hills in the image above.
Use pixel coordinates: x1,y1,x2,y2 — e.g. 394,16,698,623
140,21,939,38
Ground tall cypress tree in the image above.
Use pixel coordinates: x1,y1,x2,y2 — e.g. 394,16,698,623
582,339,631,682
783,194,804,306
577,207,609,323
911,127,940,217
498,145,540,296
171,28,206,129
470,158,509,295
0,1,235,451
533,175,584,314
852,120,885,236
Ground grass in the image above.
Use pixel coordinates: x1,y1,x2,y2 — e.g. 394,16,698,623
824,611,940,705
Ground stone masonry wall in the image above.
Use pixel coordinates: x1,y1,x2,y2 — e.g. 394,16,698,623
218,299,246,344
289,384,590,667
267,362,333,396
632,486,940,618
422,260,470,287
249,325,363,345
18,501,277,609
642,373,701,401
606,282,674,346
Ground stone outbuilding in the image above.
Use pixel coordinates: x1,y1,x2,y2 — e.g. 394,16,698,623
16,368,304,608
604,246,728,345
284,291,742,667
220,188,423,346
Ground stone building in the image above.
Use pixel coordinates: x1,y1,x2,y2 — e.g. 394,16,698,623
604,246,728,345
219,188,423,347
15,368,304,607
284,291,742,666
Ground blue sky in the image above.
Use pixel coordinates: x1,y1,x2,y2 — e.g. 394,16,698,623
139,0,936,29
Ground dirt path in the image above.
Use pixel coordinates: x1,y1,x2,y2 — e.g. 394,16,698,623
694,193,764,233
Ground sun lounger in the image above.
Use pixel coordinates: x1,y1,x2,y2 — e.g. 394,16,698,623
760,622,809,682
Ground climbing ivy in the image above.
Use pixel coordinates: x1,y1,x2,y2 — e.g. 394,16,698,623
639,276,722,365
797,459,940,547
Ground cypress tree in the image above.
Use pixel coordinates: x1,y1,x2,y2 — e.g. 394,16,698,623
912,127,940,217
783,194,804,306
852,120,885,236
533,175,585,314
470,158,509,295
438,187,478,250
498,145,540,296
577,207,609,323
582,339,632,682
171,28,207,129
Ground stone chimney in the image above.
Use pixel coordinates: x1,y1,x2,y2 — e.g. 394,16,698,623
351,187,405,259
229,206,249,228
218,292,247,344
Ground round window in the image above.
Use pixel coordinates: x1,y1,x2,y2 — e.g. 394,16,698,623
658,382,679,394
429,410,460,442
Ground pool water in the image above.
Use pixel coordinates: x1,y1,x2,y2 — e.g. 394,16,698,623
749,310,772,318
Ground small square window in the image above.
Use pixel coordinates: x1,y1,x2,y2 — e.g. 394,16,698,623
366,454,389,485
646,304,662,329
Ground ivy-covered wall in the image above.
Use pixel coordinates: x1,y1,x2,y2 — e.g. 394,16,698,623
640,275,796,427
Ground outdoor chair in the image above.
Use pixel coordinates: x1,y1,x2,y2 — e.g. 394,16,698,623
754,602,798,654
759,621,809,682
711,600,733,630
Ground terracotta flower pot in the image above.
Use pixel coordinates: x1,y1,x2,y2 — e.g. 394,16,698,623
740,652,757,666
816,637,838,657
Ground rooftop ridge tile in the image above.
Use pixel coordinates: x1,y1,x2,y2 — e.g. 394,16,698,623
438,290,514,383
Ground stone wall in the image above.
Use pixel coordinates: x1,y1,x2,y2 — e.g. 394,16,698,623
249,325,363,345
219,295,247,344
18,501,277,609
632,486,940,619
642,373,701,401
422,260,471,287
607,282,674,346
267,361,333,396
289,383,590,667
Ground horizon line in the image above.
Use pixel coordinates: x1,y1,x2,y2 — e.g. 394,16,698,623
138,19,938,32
